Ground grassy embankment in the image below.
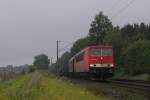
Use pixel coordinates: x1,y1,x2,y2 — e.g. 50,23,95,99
0,71,107,100
127,73,150,81
114,68,150,81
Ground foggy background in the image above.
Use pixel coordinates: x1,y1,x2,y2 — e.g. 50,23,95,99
0,0,149,66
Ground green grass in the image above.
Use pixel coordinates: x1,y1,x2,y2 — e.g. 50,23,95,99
0,71,107,100
128,73,150,81
113,68,150,81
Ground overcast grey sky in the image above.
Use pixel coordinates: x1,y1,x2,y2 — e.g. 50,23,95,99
0,0,150,66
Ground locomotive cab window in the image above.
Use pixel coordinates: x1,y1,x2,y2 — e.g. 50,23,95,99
91,49,101,56
91,49,112,56
75,52,84,62
102,49,112,56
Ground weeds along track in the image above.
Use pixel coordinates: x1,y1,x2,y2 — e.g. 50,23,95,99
109,79,150,92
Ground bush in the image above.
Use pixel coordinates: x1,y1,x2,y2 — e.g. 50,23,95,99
29,65,36,72
33,54,50,69
125,40,150,75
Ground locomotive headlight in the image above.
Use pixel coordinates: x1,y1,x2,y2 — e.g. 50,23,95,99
110,64,114,67
90,64,94,67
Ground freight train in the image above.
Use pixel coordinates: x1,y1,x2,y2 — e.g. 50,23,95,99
69,45,115,79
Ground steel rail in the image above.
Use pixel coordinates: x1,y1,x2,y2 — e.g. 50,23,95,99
109,79,150,92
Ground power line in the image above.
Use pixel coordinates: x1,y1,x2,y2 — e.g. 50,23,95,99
111,0,137,19
106,0,125,14
58,41,75,52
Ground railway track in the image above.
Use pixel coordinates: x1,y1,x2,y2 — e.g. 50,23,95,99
67,76,150,93
109,79,150,92
67,77,150,100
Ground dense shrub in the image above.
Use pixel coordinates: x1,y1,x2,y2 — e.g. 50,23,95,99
33,54,50,69
125,40,150,75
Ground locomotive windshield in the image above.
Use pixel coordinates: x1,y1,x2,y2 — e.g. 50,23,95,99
91,49,112,56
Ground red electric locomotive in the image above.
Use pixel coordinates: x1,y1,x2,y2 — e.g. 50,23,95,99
69,45,115,79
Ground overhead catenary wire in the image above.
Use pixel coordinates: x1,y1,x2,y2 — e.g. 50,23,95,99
106,0,125,14
58,41,75,53
58,0,138,55
111,0,137,19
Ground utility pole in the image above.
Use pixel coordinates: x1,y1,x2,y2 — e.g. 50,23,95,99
57,40,59,64
56,40,60,73
50,57,53,66
51,57,53,65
